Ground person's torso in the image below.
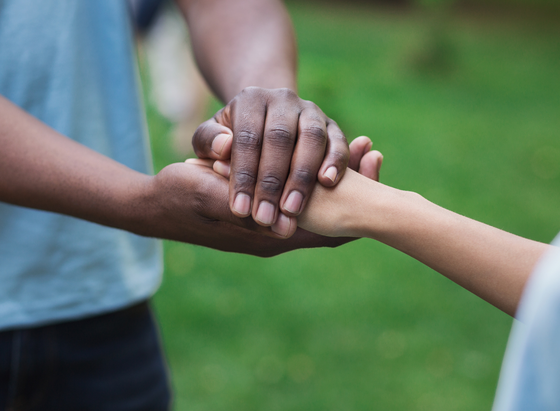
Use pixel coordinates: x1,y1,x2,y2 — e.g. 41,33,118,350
0,0,163,330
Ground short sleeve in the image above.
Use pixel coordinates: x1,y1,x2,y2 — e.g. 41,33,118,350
493,234,560,411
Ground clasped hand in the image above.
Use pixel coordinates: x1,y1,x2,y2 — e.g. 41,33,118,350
191,87,351,225
148,87,381,256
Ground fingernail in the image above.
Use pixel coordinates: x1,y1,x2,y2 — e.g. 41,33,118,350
284,191,303,214
255,201,276,226
324,166,338,183
211,133,232,156
233,193,251,216
271,213,292,238
213,160,231,178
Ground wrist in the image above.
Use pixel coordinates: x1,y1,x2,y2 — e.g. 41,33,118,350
348,186,424,239
352,184,441,253
336,169,430,242
107,173,158,236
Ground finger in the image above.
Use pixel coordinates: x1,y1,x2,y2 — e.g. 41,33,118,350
192,164,296,239
192,114,233,160
228,96,267,218
317,120,350,187
348,136,373,171
358,150,384,181
252,104,300,225
278,107,327,217
215,208,297,240
185,158,215,168
213,160,231,178
187,158,232,180
270,213,298,238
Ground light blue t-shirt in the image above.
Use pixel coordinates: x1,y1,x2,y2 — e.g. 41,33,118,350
493,233,560,410
0,1,163,330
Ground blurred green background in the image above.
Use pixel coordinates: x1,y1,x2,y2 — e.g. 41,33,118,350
144,2,560,410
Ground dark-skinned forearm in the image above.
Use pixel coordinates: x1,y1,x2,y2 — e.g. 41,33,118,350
0,96,153,232
176,0,297,102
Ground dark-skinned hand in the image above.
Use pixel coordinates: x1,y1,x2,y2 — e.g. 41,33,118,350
157,137,384,257
191,87,352,231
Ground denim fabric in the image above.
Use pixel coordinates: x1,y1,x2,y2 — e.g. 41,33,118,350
0,302,171,411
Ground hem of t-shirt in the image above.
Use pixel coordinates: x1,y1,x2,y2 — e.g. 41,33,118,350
0,279,161,331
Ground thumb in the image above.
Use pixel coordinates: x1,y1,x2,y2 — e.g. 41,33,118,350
192,115,233,161
185,161,297,239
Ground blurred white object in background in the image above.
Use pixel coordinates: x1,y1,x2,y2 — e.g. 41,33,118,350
134,1,211,156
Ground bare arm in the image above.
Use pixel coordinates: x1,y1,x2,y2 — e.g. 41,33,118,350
178,0,352,228
0,95,352,255
299,168,551,317
176,0,296,102
0,96,147,229
0,0,359,255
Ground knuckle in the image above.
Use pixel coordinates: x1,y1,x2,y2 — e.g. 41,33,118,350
236,130,262,150
328,118,340,127
303,100,322,112
329,149,348,166
332,128,348,142
327,120,347,141
300,104,325,119
234,170,257,191
259,174,284,196
240,86,260,97
301,124,327,145
267,126,294,148
290,168,316,187
273,87,297,100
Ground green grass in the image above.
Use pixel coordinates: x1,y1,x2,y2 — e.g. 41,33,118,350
145,4,560,410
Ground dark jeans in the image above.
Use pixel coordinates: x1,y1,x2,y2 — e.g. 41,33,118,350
0,302,171,411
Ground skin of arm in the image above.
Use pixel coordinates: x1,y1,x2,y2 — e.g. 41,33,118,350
0,0,360,252
177,0,353,228
175,0,297,102
0,96,354,255
298,168,552,317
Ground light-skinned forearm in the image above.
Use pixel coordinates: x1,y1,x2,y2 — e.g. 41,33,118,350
176,0,297,102
300,170,551,317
